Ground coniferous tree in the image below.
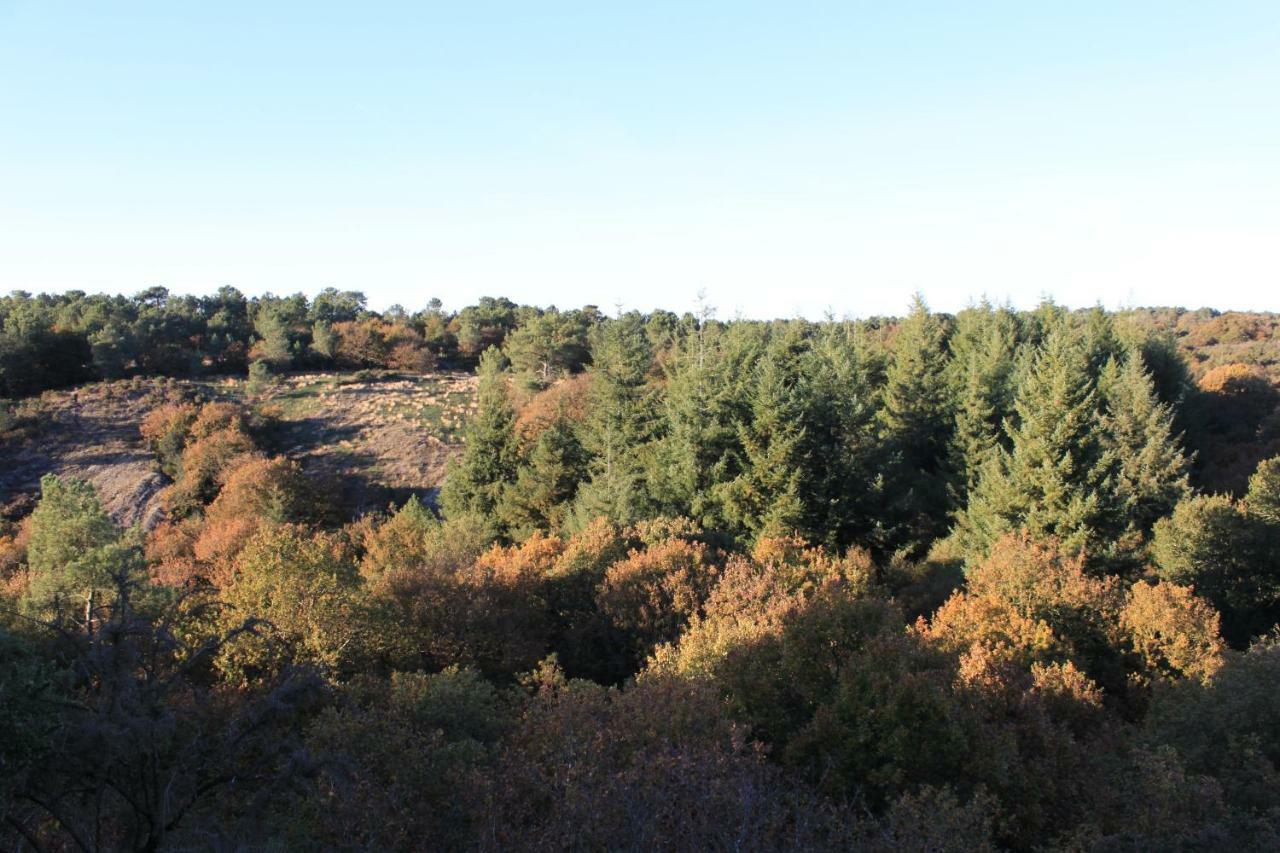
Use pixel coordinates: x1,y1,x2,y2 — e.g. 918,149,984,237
955,328,1116,561
498,413,588,538
569,312,656,528
253,302,294,368
719,350,808,540
1115,320,1195,408
1023,299,1068,350
647,315,760,528
87,322,135,379
878,295,955,551
503,309,592,391
22,475,145,622
440,347,519,525
798,321,883,551
947,303,1020,496
310,320,336,362
1099,352,1191,537
1080,305,1125,379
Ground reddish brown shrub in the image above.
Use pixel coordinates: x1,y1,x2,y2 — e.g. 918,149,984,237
596,538,718,659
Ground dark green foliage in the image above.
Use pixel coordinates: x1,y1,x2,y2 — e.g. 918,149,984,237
0,630,58,815
310,319,336,361
568,312,656,528
2,557,324,852
299,667,507,849
1152,492,1280,646
1247,455,1280,525
455,296,520,361
955,327,1117,561
645,316,759,530
1099,352,1191,537
246,358,275,395
252,300,296,367
308,287,367,325
22,475,146,622
440,347,519,524
878,295,956,550
0,296,94,396
947,302,1020,495
0,289,570,397
794,322,886,552
498,414,588,537
1146,637,1280,814
718,349,808,540
503,307,593,390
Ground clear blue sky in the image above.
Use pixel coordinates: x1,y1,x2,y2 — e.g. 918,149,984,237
2,2,1278,318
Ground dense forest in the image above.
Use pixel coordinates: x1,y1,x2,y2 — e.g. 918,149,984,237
3,288,1280,850
0,287,574,398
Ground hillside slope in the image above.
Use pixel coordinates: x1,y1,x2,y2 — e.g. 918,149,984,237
0,371,475,524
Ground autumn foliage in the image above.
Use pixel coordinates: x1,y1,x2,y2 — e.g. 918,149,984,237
6,299,1280,850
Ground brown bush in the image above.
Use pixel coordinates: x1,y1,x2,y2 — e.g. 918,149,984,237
0,518,31,598
145,516,203,587
1198,362,1272,395
1121,580,1224,682
513,373,592,446
163,402,259,516
921,533,1130,694
596,538,718,662
189,402,248,440
139,402,198,476
365,525,549,679
331,319,434,371
192,456,319,583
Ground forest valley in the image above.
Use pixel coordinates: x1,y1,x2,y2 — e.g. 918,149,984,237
3,289,1280,851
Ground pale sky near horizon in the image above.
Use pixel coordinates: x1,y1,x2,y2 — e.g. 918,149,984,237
2,2,1278,318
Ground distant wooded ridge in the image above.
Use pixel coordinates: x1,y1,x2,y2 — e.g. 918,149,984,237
2,287,1278,400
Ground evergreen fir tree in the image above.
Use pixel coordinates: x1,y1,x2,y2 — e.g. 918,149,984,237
440,347,518,524
1246,455,1280,526
569,312,655,528
947,303,1020,496
497,413,588,538
310,320,336,362
1080,305,1125,379
878,295,955,551
718,349,808,540
646,315,760,527
1099,352,1191,536
955,327,1116,561
798,321,883,551
246,359,274,396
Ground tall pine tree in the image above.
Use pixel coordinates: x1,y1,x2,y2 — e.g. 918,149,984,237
440,347,518,525
252,301,294,368
878,295,955,552
947,302,1020,497
497,412,588,538
718,348,808,541
797,320,884,551
645,314,760,528
1099,352,1191,537
568,312,656,528
955,327,1116,561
